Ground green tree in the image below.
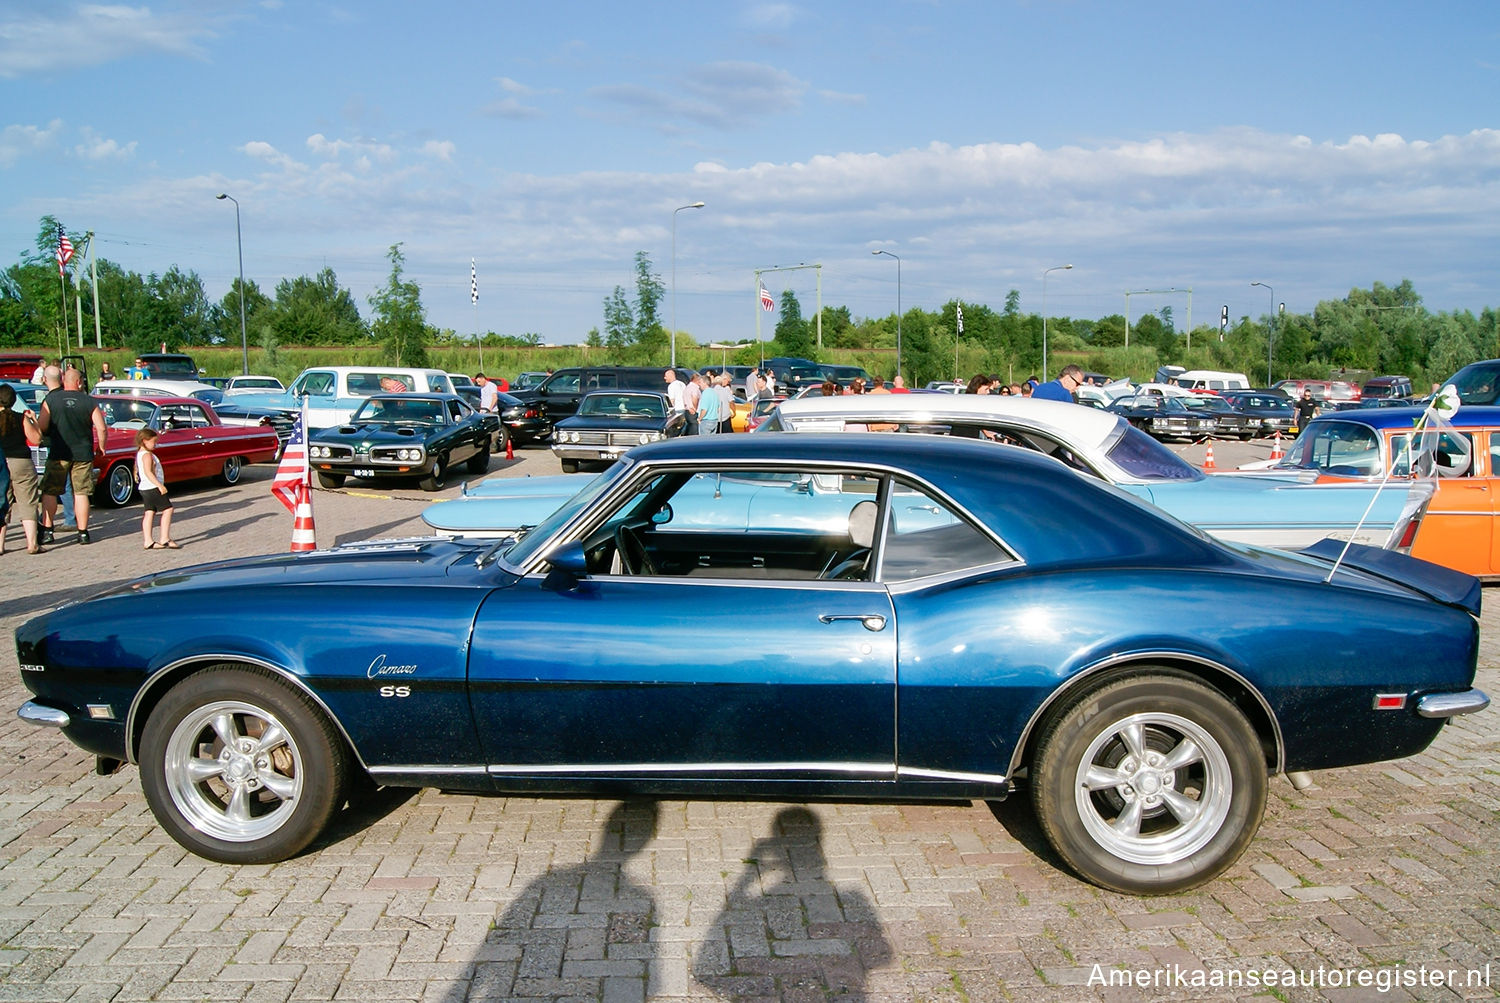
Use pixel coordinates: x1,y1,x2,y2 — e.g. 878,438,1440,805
216,277,273,348
268,268,365,345
631,251,666,356
773,289,814,358
368,244,428,366
585,326,602,348
603,286,632,351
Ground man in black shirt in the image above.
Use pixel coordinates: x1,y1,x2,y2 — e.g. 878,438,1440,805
38,367,108,544
1294,388,1319,433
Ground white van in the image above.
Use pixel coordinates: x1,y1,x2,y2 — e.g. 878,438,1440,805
226,366,456,428
1172,370,1250,394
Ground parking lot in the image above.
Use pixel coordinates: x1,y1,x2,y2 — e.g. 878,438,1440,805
0,436,1496,1002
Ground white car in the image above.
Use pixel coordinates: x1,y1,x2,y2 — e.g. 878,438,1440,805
95,378,218,398
223,375,285,395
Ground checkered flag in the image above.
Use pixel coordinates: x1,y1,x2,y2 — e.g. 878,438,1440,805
470,258,478,305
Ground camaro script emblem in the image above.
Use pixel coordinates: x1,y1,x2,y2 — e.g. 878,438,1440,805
366,654,418,679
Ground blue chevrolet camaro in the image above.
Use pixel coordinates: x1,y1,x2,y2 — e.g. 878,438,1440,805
14,434,1487,894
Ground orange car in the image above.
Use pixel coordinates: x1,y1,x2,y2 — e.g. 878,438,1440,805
1274,406,1500,578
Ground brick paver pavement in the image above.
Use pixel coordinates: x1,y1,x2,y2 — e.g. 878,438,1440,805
0,440,1495,1001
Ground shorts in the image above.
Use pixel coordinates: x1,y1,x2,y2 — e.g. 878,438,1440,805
41,458,96,499
5,456,41,523
141,488,173,513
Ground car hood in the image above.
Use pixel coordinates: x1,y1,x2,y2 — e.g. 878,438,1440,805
424,474,583,533
559,416,666,430
317,422,441,442
1127,474,1434,533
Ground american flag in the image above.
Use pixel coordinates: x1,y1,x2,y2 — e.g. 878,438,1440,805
759,283,775,312
56,233,74,277
470,258,478,305
271,401,310,513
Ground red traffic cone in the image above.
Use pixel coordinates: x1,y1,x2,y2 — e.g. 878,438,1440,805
290,483,316,552
505,435,514,460
1202,442,1217,471
1269,432,1285,461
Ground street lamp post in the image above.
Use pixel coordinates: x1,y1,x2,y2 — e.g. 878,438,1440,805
1251,281,1275,385
872,250,902,381
1042,264,1073,379
671,201,705,371
215,193,249,375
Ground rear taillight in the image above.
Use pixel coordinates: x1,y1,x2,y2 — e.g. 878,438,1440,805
1395,515,1421,552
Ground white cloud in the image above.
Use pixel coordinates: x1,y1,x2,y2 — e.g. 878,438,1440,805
73,127,136,161
742,3,801,30
0,4,221,78
421,140,455,161
0,119,64,167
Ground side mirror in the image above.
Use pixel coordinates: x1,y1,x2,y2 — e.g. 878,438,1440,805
541,541,590,592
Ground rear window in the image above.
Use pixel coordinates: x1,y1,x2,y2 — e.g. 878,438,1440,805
1103,425,1204,480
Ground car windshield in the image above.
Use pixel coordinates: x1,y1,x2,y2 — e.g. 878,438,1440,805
352,398,443,424
97,398,157,430
1103,424,1205,481
503,462,633,566
1277,421,1383,476
1444,361,1500,405
579,394,664,418
1180,396,1229,413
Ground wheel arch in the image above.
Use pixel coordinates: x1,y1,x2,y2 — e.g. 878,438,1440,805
1007,652,1284,783
124,654,368,773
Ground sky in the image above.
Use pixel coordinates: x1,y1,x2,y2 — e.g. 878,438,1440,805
4,0,1499,350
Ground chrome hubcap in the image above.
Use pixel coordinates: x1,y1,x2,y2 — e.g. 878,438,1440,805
164,700,302,843
1074,712,1231,865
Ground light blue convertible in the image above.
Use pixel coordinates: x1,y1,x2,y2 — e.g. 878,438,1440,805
424,396,1433,553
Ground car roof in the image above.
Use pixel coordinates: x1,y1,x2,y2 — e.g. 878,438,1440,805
775,393,1123,451
96,378,215,394
1307,405,1500,430
357,392,464,402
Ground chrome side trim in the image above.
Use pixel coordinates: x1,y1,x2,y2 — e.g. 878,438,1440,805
897,766,1008,785
125,654,369,772
18,701,69,728
485,761,895,777
1417,688,1490,719
1006,651,1286,779
367,765,489,776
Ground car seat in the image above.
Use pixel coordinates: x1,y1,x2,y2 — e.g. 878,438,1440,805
821,500,878,580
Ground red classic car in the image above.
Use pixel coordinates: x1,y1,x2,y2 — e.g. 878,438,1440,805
89,395,280,505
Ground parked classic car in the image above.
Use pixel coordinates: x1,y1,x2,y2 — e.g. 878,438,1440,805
15,434,1485,894
1217,391,1297,438
1107,394,1218,441
227,367,458,429
423,395,1434,554
96,379,297,448
1266,404,1500,579
551,390,685,472
1443,358,1500,405
308,393,497,491
92,395,281,505
1178,394,1255,439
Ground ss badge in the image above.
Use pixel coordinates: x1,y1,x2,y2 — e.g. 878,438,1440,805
379,685,411,698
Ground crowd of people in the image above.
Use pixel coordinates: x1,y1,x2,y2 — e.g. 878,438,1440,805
959,364,1089,403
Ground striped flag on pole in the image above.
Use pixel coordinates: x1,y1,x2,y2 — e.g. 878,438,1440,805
759,283,775,312
471,258,478,305
56,233,74,277
271,400,316,551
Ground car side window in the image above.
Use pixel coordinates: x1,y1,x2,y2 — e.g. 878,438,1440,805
547,372,582,393
294,372,336,397
877,481,1012,581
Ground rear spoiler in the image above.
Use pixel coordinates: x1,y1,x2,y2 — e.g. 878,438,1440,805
1301,539,1481,617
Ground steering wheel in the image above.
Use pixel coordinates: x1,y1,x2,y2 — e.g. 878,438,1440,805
614,524,658,576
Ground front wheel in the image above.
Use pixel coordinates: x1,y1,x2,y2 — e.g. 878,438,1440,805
138,666,347,864
317,472,346,489
560,459,578,474
219,455,244,485
1031,672,1266,895
419,457,447,492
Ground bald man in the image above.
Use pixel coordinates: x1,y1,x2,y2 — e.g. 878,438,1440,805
38,367,108,544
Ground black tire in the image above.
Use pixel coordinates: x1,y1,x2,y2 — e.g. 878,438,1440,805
317,472,346,489
103,462,136,507
139,666,347,864
466,447,490,475
1031,672,1266,895
219,455,244,485
560,459,578,474
419,456,447,492
491,425,510,454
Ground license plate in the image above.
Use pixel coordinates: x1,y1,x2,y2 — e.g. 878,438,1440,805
354,468,376,477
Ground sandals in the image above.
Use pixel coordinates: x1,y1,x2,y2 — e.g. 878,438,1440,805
146,540,182,550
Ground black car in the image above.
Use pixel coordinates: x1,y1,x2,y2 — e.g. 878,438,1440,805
495,390,552,446
308,393,498,491
1218,391,1297,438
188,388,297,448
550,390,686,472
1179,394,1255,440
1106,394,1217,442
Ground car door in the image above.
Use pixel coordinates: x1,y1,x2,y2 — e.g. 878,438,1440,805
466,465,897,787
153,403,209,480
1402,429,1492,575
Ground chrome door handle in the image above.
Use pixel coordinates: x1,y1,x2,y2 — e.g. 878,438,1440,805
818,613,887,631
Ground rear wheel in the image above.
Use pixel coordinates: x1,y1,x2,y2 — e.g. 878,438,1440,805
218,455,244,485
1031,672,1266,895
491,425,510,454
317,472,346,489
139,666,347,864
466,448,490,475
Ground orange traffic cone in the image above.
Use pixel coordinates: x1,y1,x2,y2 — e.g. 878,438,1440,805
1269,432,1285,461
1203,442,1217,471
505,435,514,460
290,482,316,552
